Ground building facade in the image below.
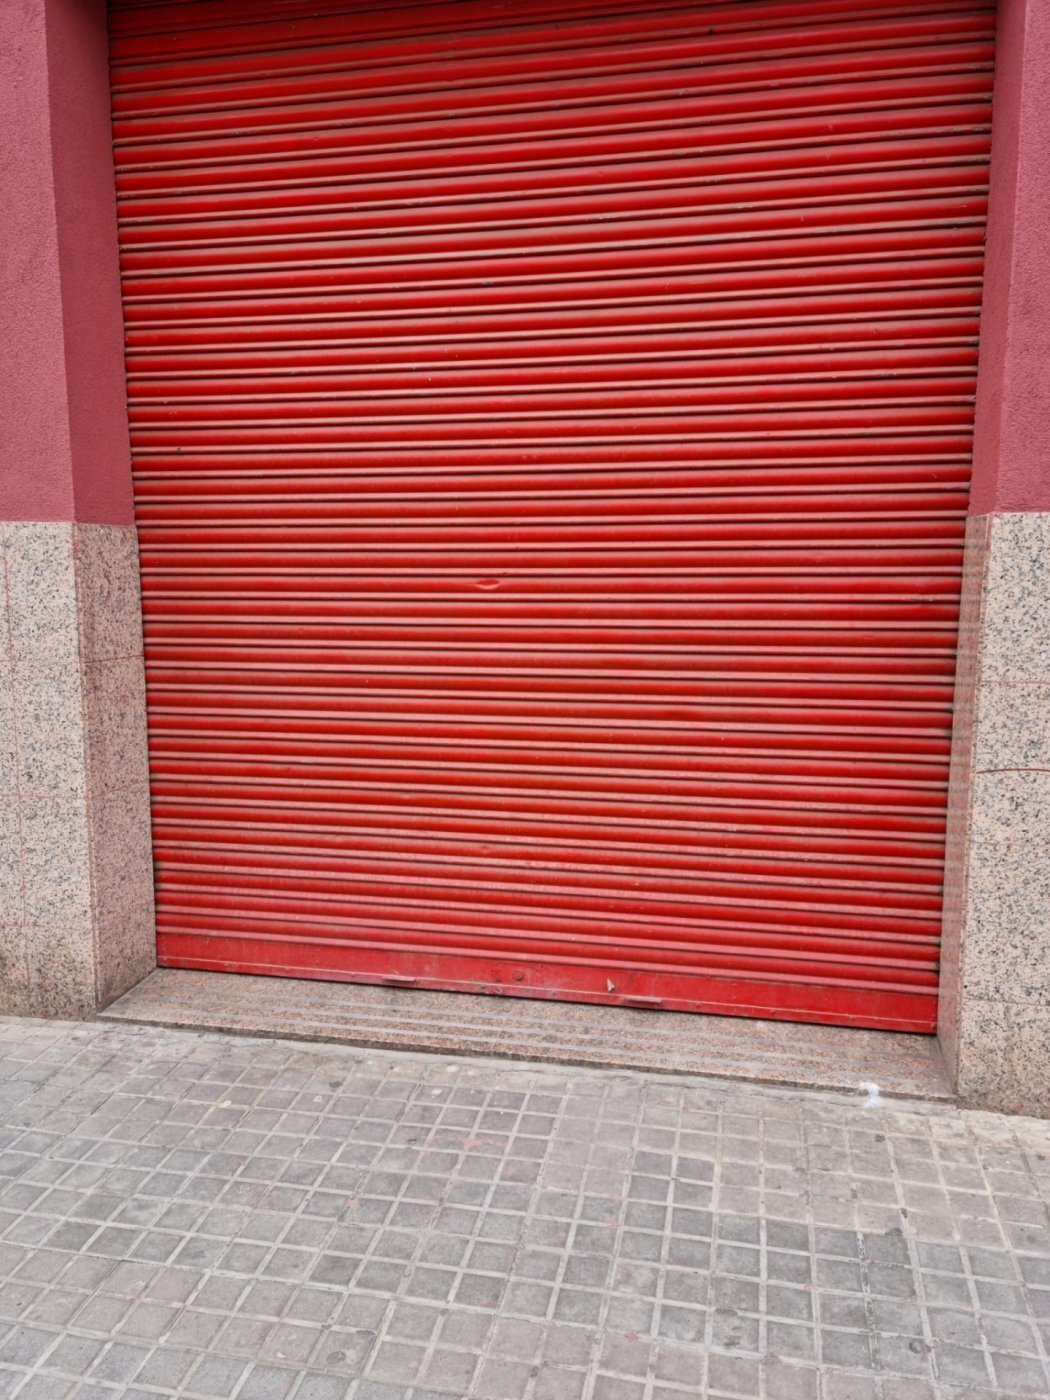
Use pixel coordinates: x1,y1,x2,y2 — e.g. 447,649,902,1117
1,0,1048,1113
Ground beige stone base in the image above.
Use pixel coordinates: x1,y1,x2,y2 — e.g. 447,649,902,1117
3,516,1047,1114
1,522,155,1016
939,512,1050,1115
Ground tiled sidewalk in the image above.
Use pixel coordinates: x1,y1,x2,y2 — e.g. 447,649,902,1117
0,1019,1047,1400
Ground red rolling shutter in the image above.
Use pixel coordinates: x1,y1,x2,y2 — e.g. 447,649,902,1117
109,0,995,1031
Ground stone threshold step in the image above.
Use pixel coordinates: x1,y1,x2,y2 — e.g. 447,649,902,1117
101,968,953,1103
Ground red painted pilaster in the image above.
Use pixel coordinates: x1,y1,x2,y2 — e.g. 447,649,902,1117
969,0,1050,515
0,0,133,525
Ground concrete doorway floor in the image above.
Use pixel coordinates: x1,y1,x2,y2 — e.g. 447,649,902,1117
102,970,952,1104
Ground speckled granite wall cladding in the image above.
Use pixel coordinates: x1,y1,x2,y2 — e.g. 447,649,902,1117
940,512,1050,1116
0,522,155,1018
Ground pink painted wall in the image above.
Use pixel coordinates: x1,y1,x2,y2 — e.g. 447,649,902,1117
0,0,1046,521
0,0,133,525
970,0,1050,515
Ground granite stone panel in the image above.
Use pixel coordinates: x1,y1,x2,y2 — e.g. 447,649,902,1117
937,515,988,1088
95,908,157,1008
89,780,156,933
11,658,86,798
74,524,146,663
942,512,1050,1115
963,836,1050,1002
971,680,1050,771
18,793,93,928
0,799,22,928
0,928,28,1016
77,525,156,1000
3,522,80,663
0,634,16,795
0,520,155,1018
955,1000,1050,1118
950,513,990,705
80,655,151,801
24,921,95,1020
974,513,1050,683
968,769,1050,846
